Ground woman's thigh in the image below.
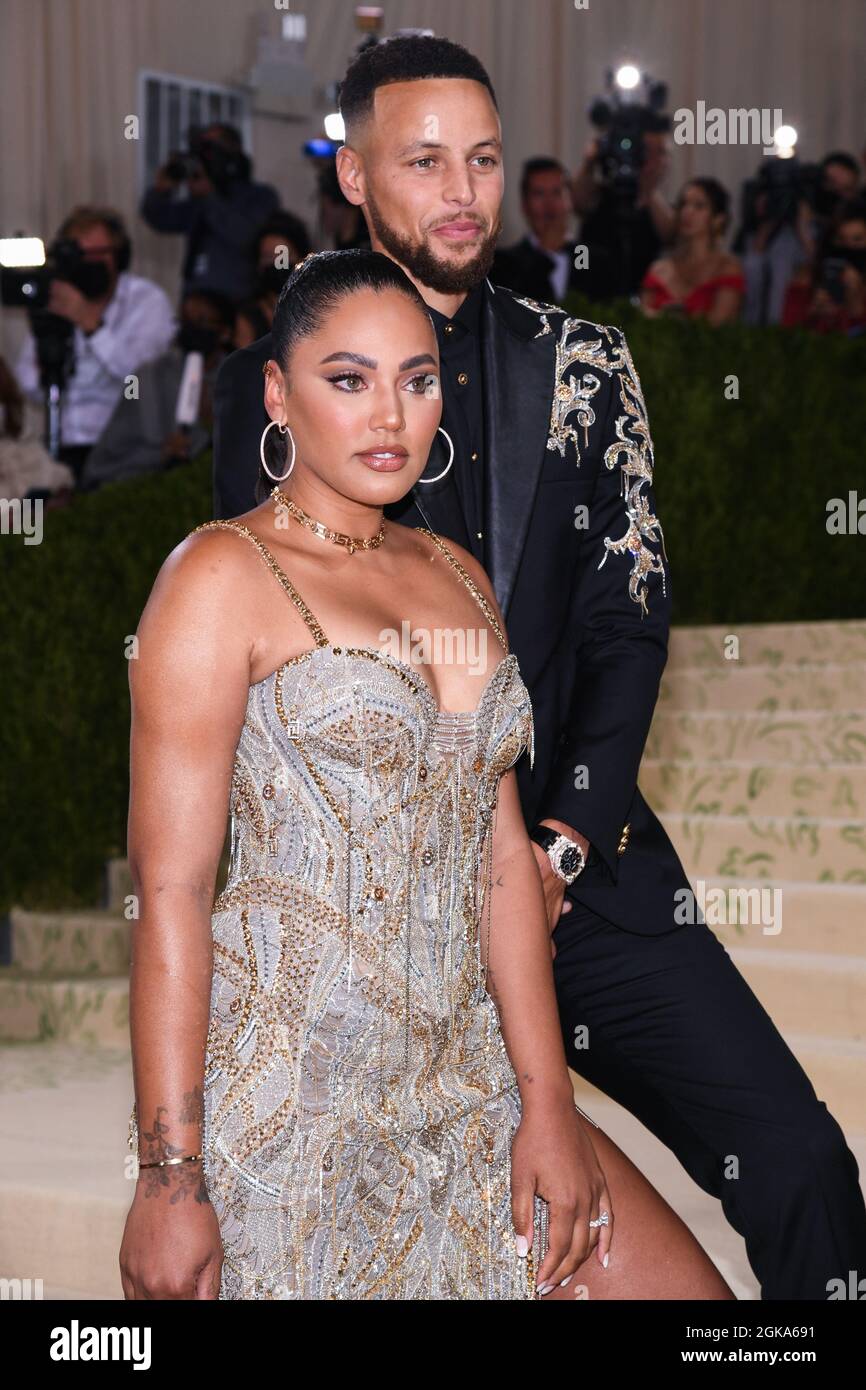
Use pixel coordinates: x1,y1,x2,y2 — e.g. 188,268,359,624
541,1117,736,1302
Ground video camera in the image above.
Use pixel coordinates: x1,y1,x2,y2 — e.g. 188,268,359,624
0,235,119,456
739,156,823,235
163,125,252,194
588,69,670,212
0,235,112,311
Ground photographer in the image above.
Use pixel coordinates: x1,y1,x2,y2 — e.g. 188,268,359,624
572,129,676,298
140,122,279,302
13,206,175,481
80,288,234,490
735,151,862,325
781,199,866,335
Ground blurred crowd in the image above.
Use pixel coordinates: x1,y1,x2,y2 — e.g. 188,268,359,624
2,119,865,506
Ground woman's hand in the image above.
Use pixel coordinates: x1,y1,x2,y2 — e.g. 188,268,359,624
119,1171,224,1299
529,844,571,959
510,1096,613,1295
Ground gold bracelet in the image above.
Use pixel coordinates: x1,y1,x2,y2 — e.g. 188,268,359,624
138,1153,203,1169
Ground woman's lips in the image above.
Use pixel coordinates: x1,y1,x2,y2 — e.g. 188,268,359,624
356,449,409,472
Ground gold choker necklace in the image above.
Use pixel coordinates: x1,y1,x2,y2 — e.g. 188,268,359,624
271,486,386,555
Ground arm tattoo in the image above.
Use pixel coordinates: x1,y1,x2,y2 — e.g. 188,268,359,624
140,1101,210,1205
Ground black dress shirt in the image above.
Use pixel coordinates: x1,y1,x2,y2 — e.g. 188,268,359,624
426,282,486,566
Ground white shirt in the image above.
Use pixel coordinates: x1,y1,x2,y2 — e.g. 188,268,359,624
15,271,176,445
527,232,571,302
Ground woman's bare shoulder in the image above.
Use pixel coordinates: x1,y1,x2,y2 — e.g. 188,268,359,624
413,528,506,632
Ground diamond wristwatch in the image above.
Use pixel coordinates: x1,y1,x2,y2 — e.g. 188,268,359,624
529,825,587,885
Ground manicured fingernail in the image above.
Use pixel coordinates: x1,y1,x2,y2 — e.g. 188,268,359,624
536,1282,555,1294
560,1275,573,1287
516,1235,528,1258
603,1252,609,1269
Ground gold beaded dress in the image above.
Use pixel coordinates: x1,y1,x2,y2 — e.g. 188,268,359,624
186,518,544,1299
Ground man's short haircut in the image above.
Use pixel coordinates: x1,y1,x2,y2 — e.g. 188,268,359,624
520,157,567,200
339,34,497,139
821,151,860,178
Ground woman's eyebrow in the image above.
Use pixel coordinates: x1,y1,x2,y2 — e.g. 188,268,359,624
399,353,437,370
319,350,377,368
318,351,438,371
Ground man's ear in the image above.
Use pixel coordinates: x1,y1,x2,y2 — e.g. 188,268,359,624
336,144,366,207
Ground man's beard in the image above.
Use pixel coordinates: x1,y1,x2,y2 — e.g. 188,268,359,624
365,190,502,294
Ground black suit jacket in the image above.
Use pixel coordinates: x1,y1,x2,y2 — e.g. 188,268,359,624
491,236,582,305
212,280,690,934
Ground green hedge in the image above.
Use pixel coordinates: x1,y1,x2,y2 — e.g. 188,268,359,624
1,303,864,910
0,458,213,914
561,293,865,630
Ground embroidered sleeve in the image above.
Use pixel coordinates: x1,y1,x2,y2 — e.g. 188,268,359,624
595,325,667,617
531,309,667,616
510,297,667,615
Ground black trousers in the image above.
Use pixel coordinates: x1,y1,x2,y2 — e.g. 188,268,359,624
552,900,866,1300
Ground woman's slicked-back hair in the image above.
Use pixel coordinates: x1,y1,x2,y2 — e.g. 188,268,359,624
271,248,429,373
339,35,497,138
256,248,432,504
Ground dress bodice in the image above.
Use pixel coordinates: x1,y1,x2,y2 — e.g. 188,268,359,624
190,519,534,887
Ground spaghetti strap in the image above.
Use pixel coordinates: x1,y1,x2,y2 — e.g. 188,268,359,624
190,519,329,648
414,527,509,655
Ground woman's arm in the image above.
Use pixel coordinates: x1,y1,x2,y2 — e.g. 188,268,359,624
482,768,573,1109
120,529,255,1299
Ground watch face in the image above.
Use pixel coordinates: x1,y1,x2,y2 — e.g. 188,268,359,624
560,846,579,876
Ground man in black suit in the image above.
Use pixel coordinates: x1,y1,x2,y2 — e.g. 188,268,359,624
212,35,866,1299
492,156,583,305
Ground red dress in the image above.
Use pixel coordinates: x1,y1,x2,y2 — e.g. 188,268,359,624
641,269,745,317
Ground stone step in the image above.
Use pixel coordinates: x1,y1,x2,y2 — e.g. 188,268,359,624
641,760,866,819
657,663,866,713
662,812,866,885
0,971,129,1046
726,946,866,1045
667,621,866,671
697,879,866,956
7,907,131,976
645,710,866,765
0,1042,132,1299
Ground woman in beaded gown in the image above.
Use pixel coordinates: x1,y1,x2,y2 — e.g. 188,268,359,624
120,251,734,1302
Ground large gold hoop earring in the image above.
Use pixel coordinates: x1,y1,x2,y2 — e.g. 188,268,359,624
417,426,454,484
260,419,296,482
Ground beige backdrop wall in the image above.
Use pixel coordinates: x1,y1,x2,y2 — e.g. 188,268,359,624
2,0,864,362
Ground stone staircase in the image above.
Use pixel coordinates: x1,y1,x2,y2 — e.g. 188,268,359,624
1,620,865,1300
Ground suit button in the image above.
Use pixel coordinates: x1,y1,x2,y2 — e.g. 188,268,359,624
457,372,469,385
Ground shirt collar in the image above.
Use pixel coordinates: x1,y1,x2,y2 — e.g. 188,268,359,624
527,231,568,259
426,278,484,340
